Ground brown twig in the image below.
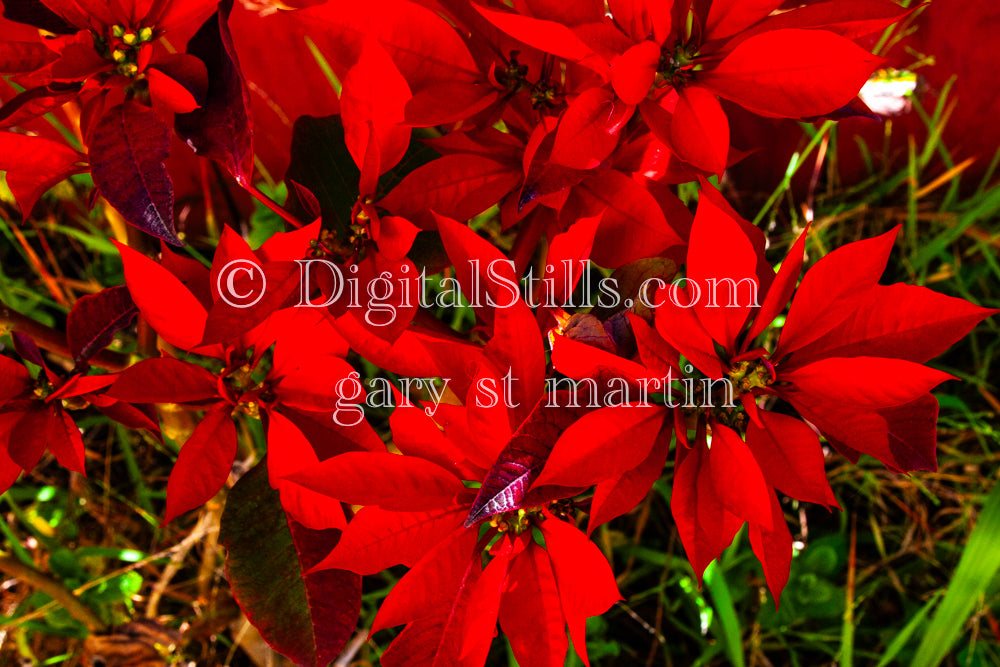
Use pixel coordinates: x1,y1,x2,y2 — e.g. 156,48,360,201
0,553,107,632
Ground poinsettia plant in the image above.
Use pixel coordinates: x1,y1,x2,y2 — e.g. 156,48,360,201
0,0,997,664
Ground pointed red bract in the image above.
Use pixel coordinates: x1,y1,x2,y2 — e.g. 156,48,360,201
533,405,664,488
163,405,237,524
746,410,837,508
670,86,730,176
777,227,899,357
285,452,462,511
500,541,569,667
314,506,467,574
0,131,87,219
699,29,883,118
341,37,412,179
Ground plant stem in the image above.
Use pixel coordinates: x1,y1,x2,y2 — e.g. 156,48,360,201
0,299,129,371
0,552,107,632
243,181,305,229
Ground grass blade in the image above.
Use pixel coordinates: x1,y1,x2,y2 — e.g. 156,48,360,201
911,479,1000,667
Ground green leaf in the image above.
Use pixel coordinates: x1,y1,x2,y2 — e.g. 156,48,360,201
284,115,359,236
219,459,361,667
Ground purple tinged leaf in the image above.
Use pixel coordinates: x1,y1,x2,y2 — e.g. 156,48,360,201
89,102,181,246
12,331,45,368
175,0,254,184
464,396,586,527
66,286,138,365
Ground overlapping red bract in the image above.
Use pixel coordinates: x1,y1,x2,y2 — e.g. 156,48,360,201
0,0,995,664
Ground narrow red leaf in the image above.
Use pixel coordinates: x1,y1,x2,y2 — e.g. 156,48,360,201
472,3,609,76
294,0,481,93
313,506,467,574
582,170,683,268
686,186,760,351
379,154,522,229
272,355,359,412
748,489,793,604
704,0,784,40
606,0,672,43
611,40,659,105
341,37,412,176
709,423,773,530
541,517,622,665
47,409,86,475
0,356,30,405
0,130,86,218
7,406,52,471
371,527,478,633
113,240,212,353
786,283,999,366
551,88,632,169
0,82,82,128
777,226,899,358
671,441,744,581
781,356,954,409
0,40,58,73
741,0,914,42
163,405,236,524
107,357,219,404
285,452,462,511
499,542,569,667
670,86,729,175
746,224,809,343
587,424,670,533
745,410,837,508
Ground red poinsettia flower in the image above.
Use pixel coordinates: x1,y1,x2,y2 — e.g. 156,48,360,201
647,185,995,598
0,0,251,246
1,0,214,123
284,385,622,666
0,331,157,492
108,225,383,525
470,0,905,176
545,181,995,601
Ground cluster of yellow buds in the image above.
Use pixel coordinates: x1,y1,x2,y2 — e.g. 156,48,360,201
109,25,155,77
